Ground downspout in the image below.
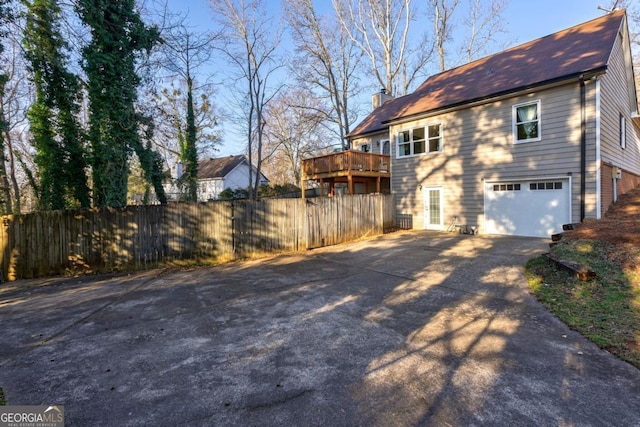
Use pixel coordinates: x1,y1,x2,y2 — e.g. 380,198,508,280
580,76,587,222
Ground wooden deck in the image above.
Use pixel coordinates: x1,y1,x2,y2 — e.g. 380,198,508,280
301,151,391,196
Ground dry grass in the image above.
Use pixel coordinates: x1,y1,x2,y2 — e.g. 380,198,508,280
526,187,640,367
564,187,640,280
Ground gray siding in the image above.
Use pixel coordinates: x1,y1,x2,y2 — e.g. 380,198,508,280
390,82,598,231
599,26,640,182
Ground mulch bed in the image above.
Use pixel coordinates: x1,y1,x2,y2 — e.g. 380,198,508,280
563,187,640,274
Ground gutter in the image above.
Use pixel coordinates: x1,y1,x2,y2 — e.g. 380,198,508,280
580,75,587,222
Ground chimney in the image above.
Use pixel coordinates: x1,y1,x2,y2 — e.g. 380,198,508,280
372,88,394,110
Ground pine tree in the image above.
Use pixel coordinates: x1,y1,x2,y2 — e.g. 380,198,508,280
22,0,91,210
78,0,166,207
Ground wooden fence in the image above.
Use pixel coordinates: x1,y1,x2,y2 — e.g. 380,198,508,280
0,194,395,281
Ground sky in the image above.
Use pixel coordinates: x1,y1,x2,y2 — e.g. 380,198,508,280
164,0,626,156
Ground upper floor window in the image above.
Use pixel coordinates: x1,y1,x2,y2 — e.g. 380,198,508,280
397,123,442,157
513,100,541,143
620,113,626,149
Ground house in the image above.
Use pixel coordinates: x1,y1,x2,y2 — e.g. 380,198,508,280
164,155,269,201
347,9,640,238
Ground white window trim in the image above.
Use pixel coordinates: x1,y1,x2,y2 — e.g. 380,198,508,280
396,122,443,158
513,99,541,144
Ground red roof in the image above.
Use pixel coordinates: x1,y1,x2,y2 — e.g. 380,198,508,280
349,10,625,137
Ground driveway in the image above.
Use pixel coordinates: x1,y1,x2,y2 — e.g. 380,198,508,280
1,231,639,426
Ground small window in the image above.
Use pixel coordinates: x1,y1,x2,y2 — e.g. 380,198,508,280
413,127,425,154
531,181,563,190
620,114,626,149
398,131,410,156
360,143,371,153
492,183,521,192
513,100,541,143
428,124,442,152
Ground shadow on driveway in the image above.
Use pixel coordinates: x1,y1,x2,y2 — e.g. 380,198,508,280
1,231,639,426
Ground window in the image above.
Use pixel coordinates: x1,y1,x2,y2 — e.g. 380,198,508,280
513,100,541,143
428,124,441,152
413,127,425,154
397,123,442,157
360,143,371,153
492,183,521,192
620,114,626,149
529,181,562,190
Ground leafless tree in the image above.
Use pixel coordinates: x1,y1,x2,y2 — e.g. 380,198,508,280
1,10,31,214
430,0,460,72
284,0,362,150
260,87,333,185
210,0,282,199
460,0,507,63
333,0,431,96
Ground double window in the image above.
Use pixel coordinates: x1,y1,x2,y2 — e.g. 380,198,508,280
397,123,442,157
513,100,541,143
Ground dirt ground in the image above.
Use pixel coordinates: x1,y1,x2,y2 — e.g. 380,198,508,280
563,187,640,275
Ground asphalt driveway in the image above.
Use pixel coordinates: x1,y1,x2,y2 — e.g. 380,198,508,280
1,231,639,426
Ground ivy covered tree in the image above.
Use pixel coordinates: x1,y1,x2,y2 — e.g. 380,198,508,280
22,0,91,210
160,26,215,202
78,0,166,207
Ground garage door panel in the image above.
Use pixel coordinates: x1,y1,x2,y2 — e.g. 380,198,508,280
485,179,570,238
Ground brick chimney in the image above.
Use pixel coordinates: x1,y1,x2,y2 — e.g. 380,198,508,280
372,88,394,110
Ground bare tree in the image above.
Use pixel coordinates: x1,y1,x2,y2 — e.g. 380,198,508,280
158,22,220,201
333,0,430,96
1,5,30,214
284,0,362,150
261,87,333,185
210,0,282,199
461,0,507,63
431,0,460,72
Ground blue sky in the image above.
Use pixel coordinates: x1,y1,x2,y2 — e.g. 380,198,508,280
164,0,622,156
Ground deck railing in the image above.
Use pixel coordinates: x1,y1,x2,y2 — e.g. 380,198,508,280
302,150,390,176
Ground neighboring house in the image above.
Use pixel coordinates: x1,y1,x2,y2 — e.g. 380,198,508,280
347,10,640,238
164,155,269,201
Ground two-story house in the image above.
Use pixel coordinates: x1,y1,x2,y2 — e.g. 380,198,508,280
347,9,640,238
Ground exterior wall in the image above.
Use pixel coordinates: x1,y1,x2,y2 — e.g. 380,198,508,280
225,163,254,189
351,132,390,155
598,21,640,215
389,82,596,232
601,163,640,212
198,179,224,201
197,163,268,200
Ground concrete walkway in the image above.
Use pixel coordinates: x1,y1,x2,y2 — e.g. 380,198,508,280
1,231,639,426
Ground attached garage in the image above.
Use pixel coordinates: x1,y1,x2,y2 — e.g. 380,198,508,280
484,178,571,238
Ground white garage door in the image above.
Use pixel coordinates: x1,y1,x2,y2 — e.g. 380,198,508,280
484,179,571,238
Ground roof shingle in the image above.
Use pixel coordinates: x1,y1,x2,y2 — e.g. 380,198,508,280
197,155,246,179
349,10,625,137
